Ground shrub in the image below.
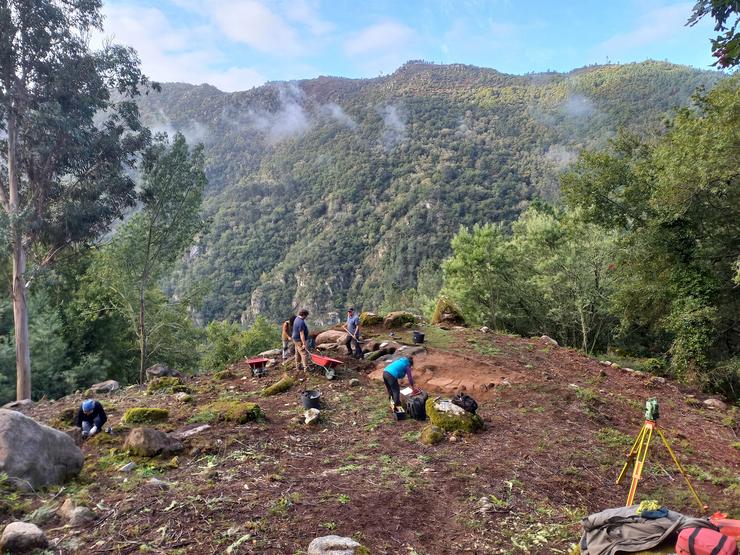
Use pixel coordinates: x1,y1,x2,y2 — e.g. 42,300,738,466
202,316,280,372
121,407,169,424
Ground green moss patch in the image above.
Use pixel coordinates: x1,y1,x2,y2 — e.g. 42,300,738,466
146,377,190,395
383,311,418,328
213,369,236,381
420,425,446,445
426,399,483,433
261,374,295,396
121,407,169,425
359,311,383,326
196,401,263,424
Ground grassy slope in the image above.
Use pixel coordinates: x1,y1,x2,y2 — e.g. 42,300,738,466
4,325,737,554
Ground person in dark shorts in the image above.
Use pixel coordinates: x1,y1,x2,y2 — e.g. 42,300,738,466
382,356,418,410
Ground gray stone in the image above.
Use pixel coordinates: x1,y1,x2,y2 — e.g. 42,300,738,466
0,522,48,552
1,399,34,412
304,408,321,425
145,478,171,489
172,424,211,440
123,428,184,457
0,409,83,489
315,330,348,346
540,335,558,346
173,392,192,402
145,363,182,380
479,326,491,333
397,345,427,357
307,535,362,555
258,348,282,357
349,378,361,387
703,398,728,411
118,462,137,472
87,379,120,395
58,497,96,526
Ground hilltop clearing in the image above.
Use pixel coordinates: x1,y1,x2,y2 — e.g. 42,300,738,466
2,324,737,554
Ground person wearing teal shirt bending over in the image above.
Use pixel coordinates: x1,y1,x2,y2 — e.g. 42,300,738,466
383,356,419,411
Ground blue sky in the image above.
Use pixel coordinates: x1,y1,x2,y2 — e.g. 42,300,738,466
95,0,719,91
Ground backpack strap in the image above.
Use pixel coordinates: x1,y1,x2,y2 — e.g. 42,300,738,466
710,534,727,555
688,527,700,554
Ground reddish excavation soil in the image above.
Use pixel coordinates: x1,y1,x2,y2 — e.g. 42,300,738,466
4,325,738,554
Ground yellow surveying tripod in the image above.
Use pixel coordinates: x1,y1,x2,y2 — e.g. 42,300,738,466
616,398,705,512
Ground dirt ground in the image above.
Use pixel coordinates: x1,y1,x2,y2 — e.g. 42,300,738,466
3,325,738,554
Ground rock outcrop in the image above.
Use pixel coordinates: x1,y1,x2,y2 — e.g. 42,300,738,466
0,409,83,489
0,522,48,552
123,428,184,457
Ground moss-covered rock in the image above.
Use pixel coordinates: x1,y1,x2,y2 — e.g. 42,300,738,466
121,407,169,425
213,369,236,381
359,311,383,326
420,425,445,445
261,374,295,396
426,398,483,433
383,311,418,328
365,350,384,361
197,401,263,424
146,377,190,395
431,296,465,325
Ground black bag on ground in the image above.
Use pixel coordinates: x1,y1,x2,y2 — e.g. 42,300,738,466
452,393,478,414
405,390,429,420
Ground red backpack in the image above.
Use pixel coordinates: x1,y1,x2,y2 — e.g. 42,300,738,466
676,527,737,555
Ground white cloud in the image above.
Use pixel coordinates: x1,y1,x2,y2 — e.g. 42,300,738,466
283,0,334,36
344,21,416,56
210,0,303,56
599,3,694,53
95,4,266,92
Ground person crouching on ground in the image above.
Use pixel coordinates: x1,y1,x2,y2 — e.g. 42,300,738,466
383,356,419,410
281,315,296,360
76,398,107,439
342,307,364,359
292,309,311,372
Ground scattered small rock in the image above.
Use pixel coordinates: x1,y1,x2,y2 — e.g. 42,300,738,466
174,392,192,402
307,535,362,555
304,408,320,425
86,379,120,395
349,378,361,387
610,362,621,369
479,326,491,333
145,363,182,380
145,478,171,490
0,522,48,552
172,424,211,440
601,360,612,366
1,399,33,411
540,335,558,346
703,398,728,411
118,462,137,473
599,369,607,377
124,428,184,457
258,348,282,357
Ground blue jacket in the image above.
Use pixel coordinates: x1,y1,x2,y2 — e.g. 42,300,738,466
384,357,411,379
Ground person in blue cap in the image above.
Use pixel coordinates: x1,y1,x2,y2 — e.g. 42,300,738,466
76,399,107,439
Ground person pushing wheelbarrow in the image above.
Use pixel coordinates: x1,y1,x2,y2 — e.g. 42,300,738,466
342,307,364,359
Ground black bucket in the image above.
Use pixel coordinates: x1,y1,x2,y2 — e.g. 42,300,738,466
412,330,425,344
301,390,321,410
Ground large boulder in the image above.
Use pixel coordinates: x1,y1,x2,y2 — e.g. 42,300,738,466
0,522,48,553
86,379,120,395
431,297,465,325
315,330,348,346
425,398,483,433
359,312,383,326
383,311,418,328
1,399,33,412
145,363,182,380
0,409,83,489
123,428,184,457
308,535,364,555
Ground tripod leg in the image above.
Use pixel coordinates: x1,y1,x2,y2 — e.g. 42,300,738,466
655,427,705,512
626,424,653,506
617,425,646,485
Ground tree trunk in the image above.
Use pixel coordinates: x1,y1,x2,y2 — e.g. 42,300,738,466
138,286,147,383
7,113,31,400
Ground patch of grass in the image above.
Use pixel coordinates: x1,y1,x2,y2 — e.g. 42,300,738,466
403,431,421,442
596,428,634,448
466,338,502,357
421,326,455,349
337,494,350,504
269,492,301,515
321,521,337,531
337,464,361,475
146,377,190,395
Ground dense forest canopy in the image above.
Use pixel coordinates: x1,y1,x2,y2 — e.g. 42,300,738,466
134,61,723,326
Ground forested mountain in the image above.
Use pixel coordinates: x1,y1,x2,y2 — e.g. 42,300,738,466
135,60,722,325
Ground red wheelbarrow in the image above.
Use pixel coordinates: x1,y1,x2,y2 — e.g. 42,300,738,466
245,357,270,378
310,353,341,380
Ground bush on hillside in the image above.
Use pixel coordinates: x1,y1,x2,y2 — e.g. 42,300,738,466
201,316,280,372
431,296,465,325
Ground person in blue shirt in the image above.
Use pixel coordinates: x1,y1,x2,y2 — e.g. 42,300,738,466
75,399,107,439
292,308,311,372
383,356,418,410
342,307,363,359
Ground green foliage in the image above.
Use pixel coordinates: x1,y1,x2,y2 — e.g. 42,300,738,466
146,377,190,395
137,62,721,326
563,78,740,398
201,316,280,372
688,1,740,68
122,407,169,424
